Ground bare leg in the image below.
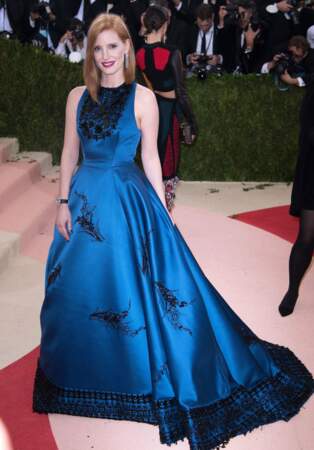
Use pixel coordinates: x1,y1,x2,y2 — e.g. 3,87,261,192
279,209,314,316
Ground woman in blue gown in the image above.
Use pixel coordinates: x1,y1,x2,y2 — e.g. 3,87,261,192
33,12,314,450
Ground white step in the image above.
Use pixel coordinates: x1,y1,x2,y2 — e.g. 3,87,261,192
0,254,44,369
0,138,19,164
0,231,20,275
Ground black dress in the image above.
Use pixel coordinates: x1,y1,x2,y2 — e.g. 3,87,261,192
290,82,314,216
136,42,197,210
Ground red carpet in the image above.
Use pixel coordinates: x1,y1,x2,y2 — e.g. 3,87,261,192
232,205,299,244
0,347,57,450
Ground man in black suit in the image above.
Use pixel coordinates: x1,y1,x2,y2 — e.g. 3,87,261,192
233,0,270,73
53,0,108,30
184,3,234,73
110,0,147,50
0,0,32,42
258,0,296,56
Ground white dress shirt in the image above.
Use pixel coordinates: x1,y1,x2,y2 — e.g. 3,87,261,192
196,26,214,56
75,0,98,21
0,5,13,33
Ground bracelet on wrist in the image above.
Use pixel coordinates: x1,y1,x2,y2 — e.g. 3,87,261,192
56,198,68,205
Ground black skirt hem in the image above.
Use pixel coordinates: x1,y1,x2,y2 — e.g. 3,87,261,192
33,341,314,450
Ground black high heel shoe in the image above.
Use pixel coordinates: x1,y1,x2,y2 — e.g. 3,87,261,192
279,291,299,317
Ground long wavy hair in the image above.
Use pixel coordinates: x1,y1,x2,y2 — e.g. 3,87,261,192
83,14,135,102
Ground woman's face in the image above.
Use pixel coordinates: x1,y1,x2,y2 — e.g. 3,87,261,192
93,29,129,77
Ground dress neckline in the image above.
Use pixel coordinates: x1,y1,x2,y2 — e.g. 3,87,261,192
99,82,127,91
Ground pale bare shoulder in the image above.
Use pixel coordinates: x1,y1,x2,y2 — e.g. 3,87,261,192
134,83,157,119
67,85,86,109
136,83,155,102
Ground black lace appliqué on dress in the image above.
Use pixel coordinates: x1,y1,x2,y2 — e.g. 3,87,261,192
74,191,104,242
90,300,146,337
154,281,194,335
34,341,314,450
139,229,154,275
153,362,169,384
79,84,132,140
47,264,61,285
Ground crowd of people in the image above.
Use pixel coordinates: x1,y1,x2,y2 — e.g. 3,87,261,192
1,0,314,75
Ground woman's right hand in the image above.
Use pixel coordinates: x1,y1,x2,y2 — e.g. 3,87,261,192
56,204,72,241
60,31,71,43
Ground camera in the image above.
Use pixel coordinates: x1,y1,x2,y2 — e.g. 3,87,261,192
249,12,263,32
273,54,291,77
193,54,209,80
0,31,14,40
193,55,222,80
31,1,53,24
272,52,304,79
287,0,300,25
68,20,85,42
196,54,209,65
224,5,239,27
194,65,208,80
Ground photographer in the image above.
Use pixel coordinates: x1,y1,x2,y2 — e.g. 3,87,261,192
55,18,86,62
262,35,314,86
233,0,270,73
184,4,228,77
29,0,64,51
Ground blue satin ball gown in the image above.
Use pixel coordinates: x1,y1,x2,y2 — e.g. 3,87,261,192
33,82,314,450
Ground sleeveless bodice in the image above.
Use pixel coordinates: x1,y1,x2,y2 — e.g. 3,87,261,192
77,82,141,167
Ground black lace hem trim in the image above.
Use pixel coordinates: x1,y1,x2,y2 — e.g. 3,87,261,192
33,342,313,450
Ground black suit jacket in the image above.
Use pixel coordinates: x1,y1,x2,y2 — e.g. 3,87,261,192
53,0,108,30
184,25,221,57
110,0,147,50
298,48,314,87
184,24,236,72
262,11,294,57
166,15,189,54
234,25,271,73
3,0,33,41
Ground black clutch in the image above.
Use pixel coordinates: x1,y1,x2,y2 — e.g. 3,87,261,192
180,122,193,145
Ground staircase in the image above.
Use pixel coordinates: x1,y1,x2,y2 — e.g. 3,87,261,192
0,138,59,368
0,138,59,267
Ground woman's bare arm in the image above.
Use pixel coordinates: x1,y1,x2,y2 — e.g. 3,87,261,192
56,86,84,240
58,86,84,199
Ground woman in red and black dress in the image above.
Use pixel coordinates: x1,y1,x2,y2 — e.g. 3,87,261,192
136,5,197,210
